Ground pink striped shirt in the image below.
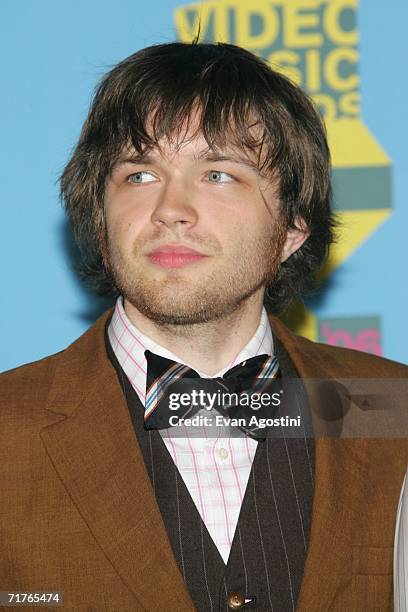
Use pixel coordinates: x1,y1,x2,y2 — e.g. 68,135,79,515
107,296,274,564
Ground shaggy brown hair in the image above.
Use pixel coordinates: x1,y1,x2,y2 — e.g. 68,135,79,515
60,41,335,313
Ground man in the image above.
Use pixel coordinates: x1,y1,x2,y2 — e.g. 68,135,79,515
1,41,407,611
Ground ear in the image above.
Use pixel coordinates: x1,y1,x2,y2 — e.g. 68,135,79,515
280,217,310,263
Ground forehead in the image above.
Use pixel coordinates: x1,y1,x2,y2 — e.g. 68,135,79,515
120,136,247,161
143,107,266,157
114,117,269,172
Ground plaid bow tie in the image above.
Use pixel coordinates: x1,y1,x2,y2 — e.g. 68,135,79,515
144,349,281,441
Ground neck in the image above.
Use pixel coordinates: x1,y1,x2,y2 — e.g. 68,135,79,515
123,291,265,376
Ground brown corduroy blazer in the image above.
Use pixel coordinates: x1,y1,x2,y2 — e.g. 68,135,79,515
1,309,407,612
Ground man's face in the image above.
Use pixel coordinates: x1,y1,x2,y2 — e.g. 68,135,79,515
104,129,303,325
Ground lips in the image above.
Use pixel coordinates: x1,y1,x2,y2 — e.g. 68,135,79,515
147,245,208,269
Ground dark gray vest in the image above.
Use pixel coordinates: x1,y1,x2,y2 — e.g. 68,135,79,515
105,323,315,611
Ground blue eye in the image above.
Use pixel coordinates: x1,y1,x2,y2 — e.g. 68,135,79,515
128,171,156,184
207,170,233,183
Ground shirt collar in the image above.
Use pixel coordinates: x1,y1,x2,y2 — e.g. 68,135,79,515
108,296,274,405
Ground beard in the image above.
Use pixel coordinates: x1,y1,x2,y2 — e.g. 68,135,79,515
105,221,286,327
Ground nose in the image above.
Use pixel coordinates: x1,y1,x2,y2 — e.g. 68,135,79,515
150,179,199,230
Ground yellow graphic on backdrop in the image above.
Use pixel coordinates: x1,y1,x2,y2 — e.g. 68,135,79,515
174,0,392,339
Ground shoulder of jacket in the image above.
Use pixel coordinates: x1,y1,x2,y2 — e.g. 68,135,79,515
0,350,65,413
298,334,408,376
0,307,114,410
270,314,408,377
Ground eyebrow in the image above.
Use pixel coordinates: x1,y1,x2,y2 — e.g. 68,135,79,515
112,151,260,174
198,153,259,173
112,153,155,169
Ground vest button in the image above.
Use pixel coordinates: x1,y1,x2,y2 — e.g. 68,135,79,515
227,592,246,609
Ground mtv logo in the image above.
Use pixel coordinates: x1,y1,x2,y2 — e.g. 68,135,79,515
318,316,382,356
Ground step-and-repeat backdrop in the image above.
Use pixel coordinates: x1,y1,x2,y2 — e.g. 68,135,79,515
2,0,407,371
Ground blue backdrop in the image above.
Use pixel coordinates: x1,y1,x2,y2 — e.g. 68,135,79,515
1,0,407,372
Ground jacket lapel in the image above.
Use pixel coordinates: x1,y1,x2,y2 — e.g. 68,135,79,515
40,309,195,611
270,315,367,610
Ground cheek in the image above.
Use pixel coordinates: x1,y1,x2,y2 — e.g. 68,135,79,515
106,195,144,241
226,212,271,243
106,213,136,257
105,185,143,224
